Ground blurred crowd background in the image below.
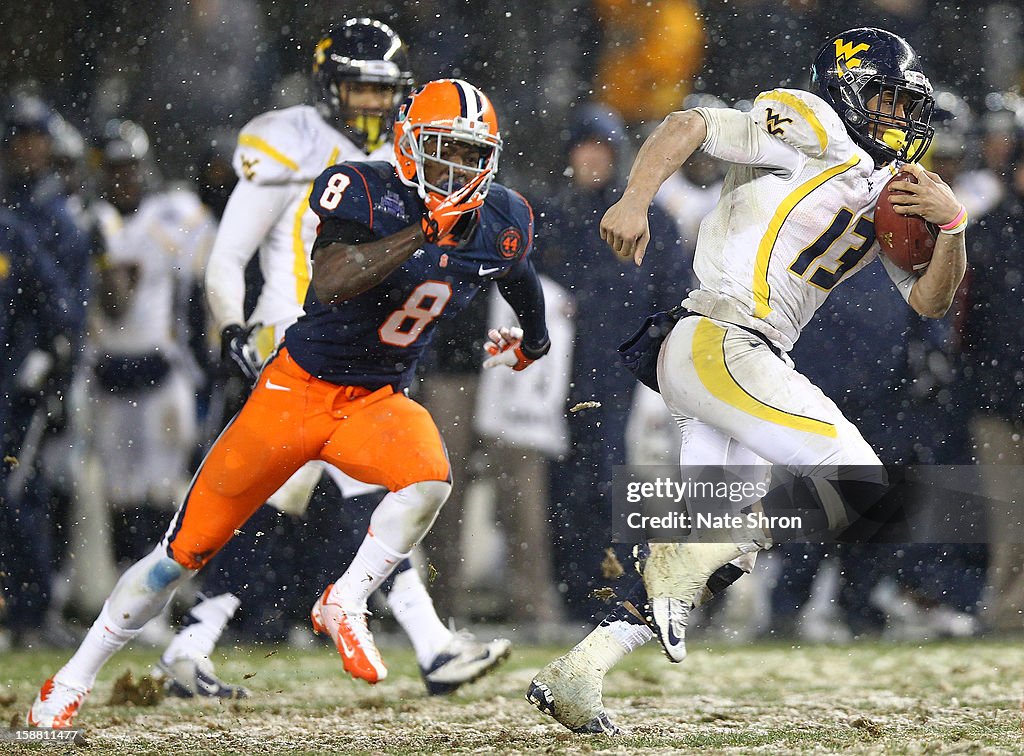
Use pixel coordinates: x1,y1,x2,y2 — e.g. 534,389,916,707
2,0,1024,652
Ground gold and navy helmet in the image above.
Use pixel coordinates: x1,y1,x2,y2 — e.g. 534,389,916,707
312,18,414,150
810,27,934,164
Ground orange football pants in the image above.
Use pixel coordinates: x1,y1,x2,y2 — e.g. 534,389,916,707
164,348,451,570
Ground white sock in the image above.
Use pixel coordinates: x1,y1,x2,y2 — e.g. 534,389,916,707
569,622,651,674
161,593,241,664
106,546,194,630
54,546,193,690
605,619,654,654
55,603,142,691
387,567,453,666
331,532,409,608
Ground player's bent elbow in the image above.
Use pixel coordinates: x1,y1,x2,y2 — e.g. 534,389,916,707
909,266,964,319
310,277,335,305
909,290,953,319
310,264,337,304
665,109,707,140
917,303,950,319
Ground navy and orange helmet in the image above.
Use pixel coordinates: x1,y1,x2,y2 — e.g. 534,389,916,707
394,79,502,203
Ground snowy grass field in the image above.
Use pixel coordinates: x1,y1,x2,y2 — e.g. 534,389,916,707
1,639,1021,754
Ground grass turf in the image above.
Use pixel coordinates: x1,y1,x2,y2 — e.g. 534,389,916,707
1,638,1021,754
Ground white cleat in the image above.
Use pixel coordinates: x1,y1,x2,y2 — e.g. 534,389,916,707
421,630,512,695
642,541,749,662
649,597,692,663
154,656,250,699
526,650,623,735
27,677,89,729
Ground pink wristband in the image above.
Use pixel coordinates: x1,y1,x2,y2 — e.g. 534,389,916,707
938,205,967,231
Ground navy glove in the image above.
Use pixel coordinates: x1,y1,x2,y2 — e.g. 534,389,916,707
220,323,262,385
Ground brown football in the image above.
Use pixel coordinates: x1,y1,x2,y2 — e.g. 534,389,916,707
873,170,937,272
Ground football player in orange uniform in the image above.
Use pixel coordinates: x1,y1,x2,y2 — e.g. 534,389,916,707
29,78,549,729
162,19,510,701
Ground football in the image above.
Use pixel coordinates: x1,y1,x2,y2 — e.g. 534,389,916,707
873,171,937,272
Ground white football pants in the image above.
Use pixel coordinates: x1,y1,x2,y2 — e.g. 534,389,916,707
658,315,881,471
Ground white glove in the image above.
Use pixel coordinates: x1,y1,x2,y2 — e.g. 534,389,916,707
482,326,535,371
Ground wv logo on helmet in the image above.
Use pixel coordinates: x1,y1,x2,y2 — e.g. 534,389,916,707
833,39,871,74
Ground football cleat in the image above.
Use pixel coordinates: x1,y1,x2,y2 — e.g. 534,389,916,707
27,677,88,729
642,541,749,663
526,651,623,735
153,656,250,699
420,630,511,695
647,597,692,663
310,583,387,684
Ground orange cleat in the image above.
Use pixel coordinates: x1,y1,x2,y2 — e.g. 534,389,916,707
27,677,88,729
310,584,388,684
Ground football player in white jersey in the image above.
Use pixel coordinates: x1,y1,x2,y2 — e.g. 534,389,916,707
90,120,213,572
157,19,509,698
528,27,967,735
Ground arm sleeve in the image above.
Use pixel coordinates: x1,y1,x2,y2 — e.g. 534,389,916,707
311,217,376,257
204,178,293,332
496,256,549,354
696,107,804,174
878,253,918,303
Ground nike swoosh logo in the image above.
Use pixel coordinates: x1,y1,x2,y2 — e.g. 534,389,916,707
338,634,356,659
425,650,495,682
667,621,683,646
478,264,502,276
196,674,220,695
265,379,290,391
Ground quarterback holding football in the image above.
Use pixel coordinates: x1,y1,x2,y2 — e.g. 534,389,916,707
530,27,966,735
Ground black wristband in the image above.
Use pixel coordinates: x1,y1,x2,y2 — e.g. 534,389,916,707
520,334,551,361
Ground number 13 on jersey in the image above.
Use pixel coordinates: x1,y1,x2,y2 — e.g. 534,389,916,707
788,209,876,292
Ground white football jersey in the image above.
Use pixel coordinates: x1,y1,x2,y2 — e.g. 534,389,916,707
218,105,393,353
683,89,916,352
92,188,214,355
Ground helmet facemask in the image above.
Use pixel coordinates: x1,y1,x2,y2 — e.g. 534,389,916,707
397,117,502,203
836,58,935,163
329,76,405,152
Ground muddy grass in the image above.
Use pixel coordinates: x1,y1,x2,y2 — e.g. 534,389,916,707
1,639,1021,754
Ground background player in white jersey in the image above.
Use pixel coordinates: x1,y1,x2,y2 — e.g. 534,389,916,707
159,19,509,698
89,120,212,574
529,27,967,734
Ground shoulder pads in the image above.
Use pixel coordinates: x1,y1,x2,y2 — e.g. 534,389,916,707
233,107,316,185
752,88,848,159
